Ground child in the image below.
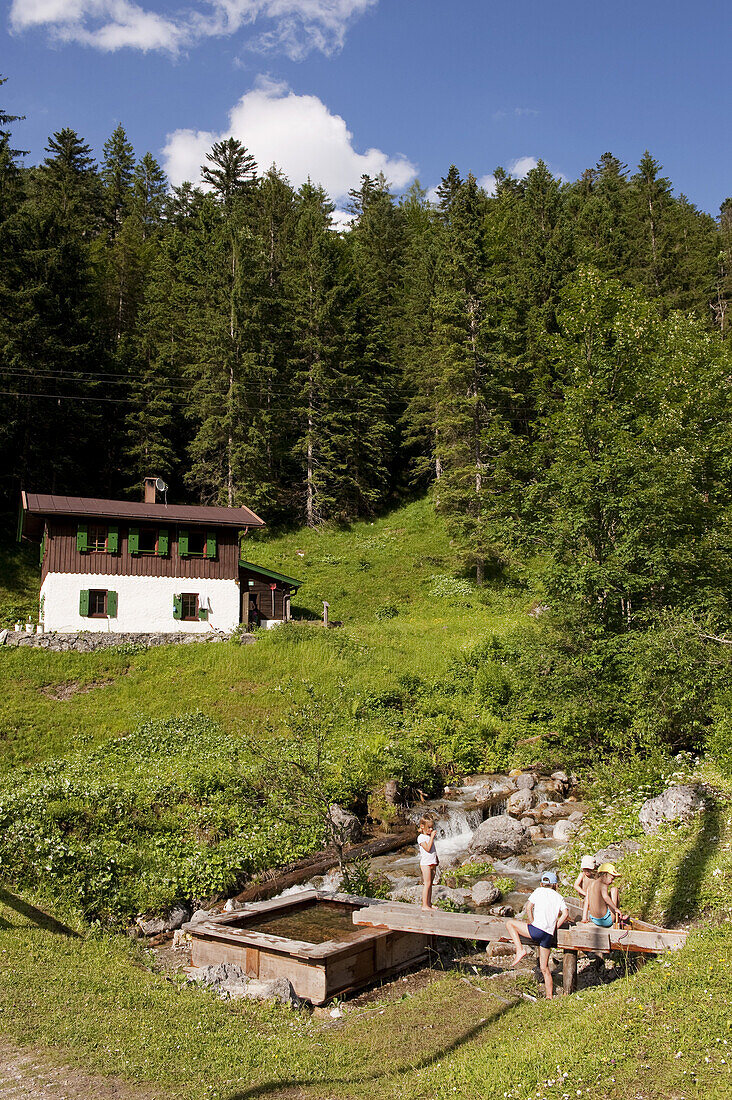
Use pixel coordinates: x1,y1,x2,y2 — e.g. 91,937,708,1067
573,855,597,899
417,814,439,910
505,870,569,999
582,862,625,927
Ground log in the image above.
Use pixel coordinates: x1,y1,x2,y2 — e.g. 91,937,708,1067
232,827,418,904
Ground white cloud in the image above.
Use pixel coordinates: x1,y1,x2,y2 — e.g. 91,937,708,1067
477,174,497,196
162,77,417,205
509,155,539,177
9,0,377,56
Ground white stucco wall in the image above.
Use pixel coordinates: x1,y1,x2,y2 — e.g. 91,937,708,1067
40,573,241,634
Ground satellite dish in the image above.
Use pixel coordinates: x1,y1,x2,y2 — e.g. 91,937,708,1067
155,478,168,493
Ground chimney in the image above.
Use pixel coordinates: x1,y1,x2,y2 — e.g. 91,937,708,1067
143,476,158,504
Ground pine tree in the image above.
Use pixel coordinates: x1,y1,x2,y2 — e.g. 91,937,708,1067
342,174,405,515
131,153,168,240
629,151,677,300
101,124,135,236
287,181,350,523
431,171,493,581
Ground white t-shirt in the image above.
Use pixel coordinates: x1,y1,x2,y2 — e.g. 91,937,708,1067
527,886,567,935
418,833,438,866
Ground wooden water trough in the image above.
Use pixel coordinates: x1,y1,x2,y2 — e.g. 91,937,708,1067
352,900,687,994
184,890,430,1005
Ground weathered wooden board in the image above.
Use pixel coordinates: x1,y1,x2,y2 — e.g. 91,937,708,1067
353,903,687,954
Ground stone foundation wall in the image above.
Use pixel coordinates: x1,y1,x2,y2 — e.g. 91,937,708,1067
0,630,256,652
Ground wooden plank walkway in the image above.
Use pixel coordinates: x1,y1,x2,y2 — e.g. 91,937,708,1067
352,903,687,955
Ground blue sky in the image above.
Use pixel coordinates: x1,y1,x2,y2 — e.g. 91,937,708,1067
2,1,729,217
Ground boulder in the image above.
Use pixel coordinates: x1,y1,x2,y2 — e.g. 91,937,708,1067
475,781,514,807
327,803,362,845
188,964,300,1005
520,816,535,827
551,770,570,786
506,789,536,816
552,819,577,842
471,881,501,907
528,825,545,841
639,785,704,835
188,908,212,926
468,815,530,859
536,779,563,799
535,801,566,822
240,977,300,1006
515,773,536,791
568,810,585,823
136,904,190,936
593,839,642,866
391,884,469,906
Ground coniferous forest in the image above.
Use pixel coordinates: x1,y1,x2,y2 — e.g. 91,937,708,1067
4,74,732,759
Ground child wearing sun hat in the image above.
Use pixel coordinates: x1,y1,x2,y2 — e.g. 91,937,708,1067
573,855,597,900
582,863,625,927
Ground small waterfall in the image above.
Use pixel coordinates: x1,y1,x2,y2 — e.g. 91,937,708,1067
407,800,482,856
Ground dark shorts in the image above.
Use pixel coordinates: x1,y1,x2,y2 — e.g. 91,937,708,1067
527,923,556,950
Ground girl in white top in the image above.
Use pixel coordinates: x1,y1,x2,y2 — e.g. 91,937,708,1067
418,814,439,910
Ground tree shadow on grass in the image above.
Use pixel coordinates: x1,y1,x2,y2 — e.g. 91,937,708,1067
663,798,722,926
224,998,519,1100
0,887,79,937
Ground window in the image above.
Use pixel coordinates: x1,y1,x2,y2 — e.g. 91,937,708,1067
77,524,118,553
173,593,208,621
79,589,117,617
88,525,107,552
178,529,216,559
129,527,168,556
88,589,107,617
181,593,199,621
137,528,157,555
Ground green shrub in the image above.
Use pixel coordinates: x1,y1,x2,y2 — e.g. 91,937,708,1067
375,604,398,621
340,858,391,899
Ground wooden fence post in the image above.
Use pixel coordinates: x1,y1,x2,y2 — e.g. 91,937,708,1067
562,949,578,995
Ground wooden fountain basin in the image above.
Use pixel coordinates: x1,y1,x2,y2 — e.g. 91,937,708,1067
183,890,431,1005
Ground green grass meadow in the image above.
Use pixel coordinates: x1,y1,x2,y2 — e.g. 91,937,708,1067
1,497,731,1098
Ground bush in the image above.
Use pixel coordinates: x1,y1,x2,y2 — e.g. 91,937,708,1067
375,604,398,621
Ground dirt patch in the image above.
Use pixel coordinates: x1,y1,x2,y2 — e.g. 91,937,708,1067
40,679,114,701
0,1039,166,1100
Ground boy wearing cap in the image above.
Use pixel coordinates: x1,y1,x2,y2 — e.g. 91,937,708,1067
506,871,569,999
573,855,596,900
582,863,625,927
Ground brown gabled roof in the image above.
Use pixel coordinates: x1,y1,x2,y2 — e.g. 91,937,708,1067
21,492,266,529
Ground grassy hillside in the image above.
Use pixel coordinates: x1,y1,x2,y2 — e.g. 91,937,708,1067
0,498,531,768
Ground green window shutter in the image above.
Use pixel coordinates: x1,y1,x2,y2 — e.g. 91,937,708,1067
198,606,209,621
157,528,169,556
79,590,90,616
77,524,88,553
106,591,118,617
206,530,217,559
178,529,189,557
128,527,140,555
173,594,182,620
107,525,119,554
39,531,46,566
